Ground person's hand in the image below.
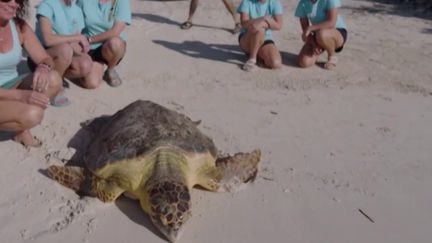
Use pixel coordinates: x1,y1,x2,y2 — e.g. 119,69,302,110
302,27,312,42
32,64,51,93
17,89,49,109
309,39,323,55
249,18,268,32
70,42,83,54
78,35,90,53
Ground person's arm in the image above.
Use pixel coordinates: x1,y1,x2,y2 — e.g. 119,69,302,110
87,21,126,44
264,14,282,31
307,7,338,32
38,16,88,51
0,88,20,101
19,19,53,94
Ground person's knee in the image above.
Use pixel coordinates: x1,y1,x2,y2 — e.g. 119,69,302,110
105,37,124,53
251,26,265,35
47,70,62,95
297,56,314,68
78,58,93,76
315,29,331,46
53,44,74,64
20,106,44,129
82,78,101,90
267,57,282,69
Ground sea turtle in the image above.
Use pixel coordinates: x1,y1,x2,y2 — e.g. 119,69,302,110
47,100,260,242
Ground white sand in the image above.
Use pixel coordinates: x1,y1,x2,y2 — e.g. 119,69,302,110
1,0,432,242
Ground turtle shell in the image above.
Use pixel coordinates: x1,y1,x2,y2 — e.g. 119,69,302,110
84,100,217,172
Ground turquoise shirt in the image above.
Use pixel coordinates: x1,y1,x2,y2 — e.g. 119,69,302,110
35,0,85,46
295,0,346,29
237,0,283,41
0,20,22,88
76,0,131,49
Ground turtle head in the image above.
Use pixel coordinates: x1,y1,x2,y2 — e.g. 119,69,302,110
142,180,191,243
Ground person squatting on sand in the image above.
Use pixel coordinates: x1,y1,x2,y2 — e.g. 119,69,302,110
180,0,241,34
295,0,348,69
31,0,92,107
237,0,283,72
76,0,131,87
0,0,62,147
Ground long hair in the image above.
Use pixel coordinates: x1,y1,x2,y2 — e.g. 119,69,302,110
15,0,29,19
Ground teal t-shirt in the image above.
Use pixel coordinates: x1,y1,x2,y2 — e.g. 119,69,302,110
76,0,131,49
237,0,283,41
295,0,346,29
35,0,85,45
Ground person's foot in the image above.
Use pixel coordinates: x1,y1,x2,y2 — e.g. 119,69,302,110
232,23,241,34
180,21,193,30
324,55,338,70
13,130,42,148
242,59,257,72
50,88,71,107
104,68,123,87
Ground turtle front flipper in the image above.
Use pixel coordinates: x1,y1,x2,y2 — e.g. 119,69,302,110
48,165,86,192
47,165,124,202
198,149,261,192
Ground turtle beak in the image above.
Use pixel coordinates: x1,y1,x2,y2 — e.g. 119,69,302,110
163,228,181,243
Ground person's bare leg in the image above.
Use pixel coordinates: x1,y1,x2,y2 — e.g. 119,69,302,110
18,71,62,99
258,43,282,69
222,0,240,31
101,37,126,69
187,0,199,22
65,54,93,79
315,29,344,69
46,43,74,76
0,101,44,147
82,61,104,89
297,40,320,68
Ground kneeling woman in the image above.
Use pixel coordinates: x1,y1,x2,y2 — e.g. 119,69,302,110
0,0,62,147
237,0,283,72
295,0,348,69
77,0,131,87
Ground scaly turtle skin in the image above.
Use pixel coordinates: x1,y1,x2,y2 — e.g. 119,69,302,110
47,100,260,242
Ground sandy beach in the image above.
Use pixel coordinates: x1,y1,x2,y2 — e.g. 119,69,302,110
1,0,431,242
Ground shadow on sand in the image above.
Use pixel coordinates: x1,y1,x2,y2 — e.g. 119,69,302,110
346,0,432,21
132,13,233,33
153,39,245,66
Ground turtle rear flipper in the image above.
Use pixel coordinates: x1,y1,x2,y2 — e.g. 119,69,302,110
199,149,260,192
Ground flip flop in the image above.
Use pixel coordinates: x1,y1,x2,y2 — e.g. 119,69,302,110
50,88,71,107
104,68,122,87
180,21,193,30
232,23,242,34
242,59,257,72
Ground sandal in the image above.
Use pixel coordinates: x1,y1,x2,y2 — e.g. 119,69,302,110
242,59,257,72
232,23,242,34
104,68,122,87
180,21,193,30
50,88,71,107
324,55,338,70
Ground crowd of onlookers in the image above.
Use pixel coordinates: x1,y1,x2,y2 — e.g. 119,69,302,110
0,0,347,148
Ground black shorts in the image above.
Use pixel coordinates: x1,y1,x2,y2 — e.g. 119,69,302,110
335,28,348,53
88,44,125,65
88,45,108,64
238,33,275,53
